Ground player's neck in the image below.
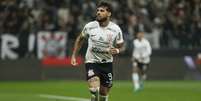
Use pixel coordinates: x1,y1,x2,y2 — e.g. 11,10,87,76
138,38,143,41
99,19,110,27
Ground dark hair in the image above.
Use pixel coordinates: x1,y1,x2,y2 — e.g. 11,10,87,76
97,1,112,13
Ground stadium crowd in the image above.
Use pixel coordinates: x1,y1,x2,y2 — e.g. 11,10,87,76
0,0,200,51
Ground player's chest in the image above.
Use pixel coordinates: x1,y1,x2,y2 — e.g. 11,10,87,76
135,41,147,49
89,28,116,42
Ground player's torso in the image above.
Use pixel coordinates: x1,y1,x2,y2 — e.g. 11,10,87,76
85,21,118,63
134,39,148,53
88,27,116,51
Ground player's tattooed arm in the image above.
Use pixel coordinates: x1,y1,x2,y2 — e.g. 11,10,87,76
72,33,86,57
71,33,86,66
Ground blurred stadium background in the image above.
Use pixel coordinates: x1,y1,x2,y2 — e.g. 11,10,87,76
0,0,201,101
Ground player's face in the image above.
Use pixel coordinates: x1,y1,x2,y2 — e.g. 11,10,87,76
96,7,111,22
137,32,144,39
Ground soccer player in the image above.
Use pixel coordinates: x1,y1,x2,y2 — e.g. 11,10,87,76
71,1,124,101
132,32,152,92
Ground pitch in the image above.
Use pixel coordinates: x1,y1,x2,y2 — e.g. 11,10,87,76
0,80,200,101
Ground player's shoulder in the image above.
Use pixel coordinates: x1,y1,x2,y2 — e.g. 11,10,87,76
108,21,121,31
143,38,150,43
84,21,99,28
142,38,151,46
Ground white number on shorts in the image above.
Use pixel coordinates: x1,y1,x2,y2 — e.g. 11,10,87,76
108,73,112,81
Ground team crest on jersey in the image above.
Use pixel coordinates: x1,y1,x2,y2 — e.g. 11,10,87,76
88,69,95,77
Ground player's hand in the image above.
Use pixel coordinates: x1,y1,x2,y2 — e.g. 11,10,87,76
71,56,78,66
109,48,120,55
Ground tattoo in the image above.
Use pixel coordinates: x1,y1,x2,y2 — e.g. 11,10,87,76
88,76,99,82
72,34,86,56
88,76,100,88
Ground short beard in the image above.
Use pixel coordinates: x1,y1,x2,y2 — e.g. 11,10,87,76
96,17,107,22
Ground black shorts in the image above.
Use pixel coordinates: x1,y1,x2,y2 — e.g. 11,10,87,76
133,60,149,71
85,63,113,88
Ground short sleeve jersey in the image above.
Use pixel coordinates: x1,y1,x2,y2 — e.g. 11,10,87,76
81,21,124,63
132,38,152,63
